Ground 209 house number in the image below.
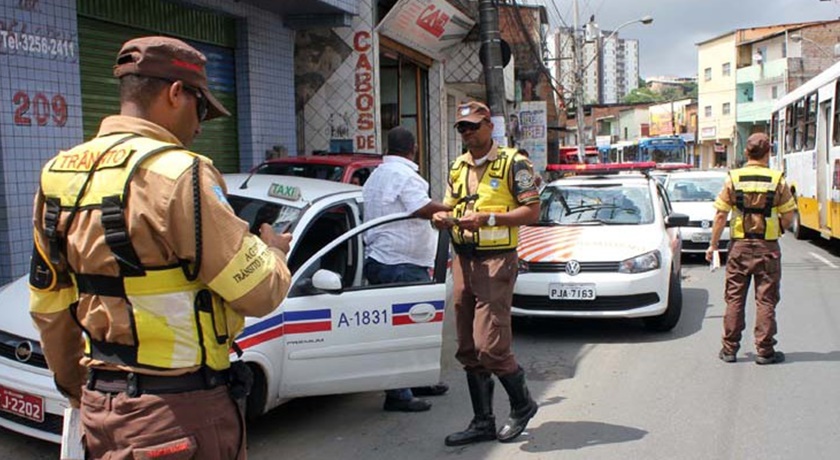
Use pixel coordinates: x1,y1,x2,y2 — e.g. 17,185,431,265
12,91,67,127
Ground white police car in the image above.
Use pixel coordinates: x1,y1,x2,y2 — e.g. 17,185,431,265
664,170,730,254
0,174,448,442
512,168,688,331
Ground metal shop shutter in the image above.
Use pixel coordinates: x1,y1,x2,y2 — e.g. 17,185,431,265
77,1,238,172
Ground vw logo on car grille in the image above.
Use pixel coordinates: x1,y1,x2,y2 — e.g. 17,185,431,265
701,220,711,229
14,341,33,363
565,260,581,276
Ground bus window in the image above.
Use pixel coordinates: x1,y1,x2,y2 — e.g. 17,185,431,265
805,93,817,150
795,98,806,151
834,80,840,146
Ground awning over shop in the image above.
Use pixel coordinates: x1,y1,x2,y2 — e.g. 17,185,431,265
376,0,475,60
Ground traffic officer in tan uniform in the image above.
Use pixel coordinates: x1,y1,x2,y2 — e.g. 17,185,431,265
433,101,540,445
29,36,292,459
706,132,796,365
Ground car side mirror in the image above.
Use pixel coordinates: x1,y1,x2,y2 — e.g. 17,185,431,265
665,212,689,228
311,269,343,293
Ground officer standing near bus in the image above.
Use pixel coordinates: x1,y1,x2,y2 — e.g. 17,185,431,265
29,36,292,459
706,132,796,365
433,101,540,445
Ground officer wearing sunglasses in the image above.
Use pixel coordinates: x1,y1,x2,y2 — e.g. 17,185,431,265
432,101,541,446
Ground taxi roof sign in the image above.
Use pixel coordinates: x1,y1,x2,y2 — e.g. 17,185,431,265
268,183,302,201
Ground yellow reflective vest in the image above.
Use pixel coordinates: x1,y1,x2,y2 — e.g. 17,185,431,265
449,148,521,250
39,134,243,371
727,167,784,240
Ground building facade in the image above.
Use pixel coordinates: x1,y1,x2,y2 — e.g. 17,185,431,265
553,27,639,106
697,32,738,169
735,20,840,161
0,0,350,283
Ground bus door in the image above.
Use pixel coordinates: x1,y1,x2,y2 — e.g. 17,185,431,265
818,101,830,232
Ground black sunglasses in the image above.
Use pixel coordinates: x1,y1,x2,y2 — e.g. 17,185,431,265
182,84,209,123
155,77,209,122
456,121,482,134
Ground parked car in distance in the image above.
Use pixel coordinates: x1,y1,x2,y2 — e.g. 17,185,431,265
664,170,730,255
512,169,689,332
251,152,382,185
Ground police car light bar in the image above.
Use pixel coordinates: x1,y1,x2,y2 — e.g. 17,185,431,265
546,162,657,174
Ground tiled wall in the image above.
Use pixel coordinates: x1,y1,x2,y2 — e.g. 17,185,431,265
0,0,83,283
303,0,379,155
300,0,449,198
0,0,297,284
184,0,297,171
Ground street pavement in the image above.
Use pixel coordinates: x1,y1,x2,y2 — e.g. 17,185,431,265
3,234,840,459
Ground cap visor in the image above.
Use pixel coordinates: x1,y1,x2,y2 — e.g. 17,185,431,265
202,87,231,120
454,114,487,127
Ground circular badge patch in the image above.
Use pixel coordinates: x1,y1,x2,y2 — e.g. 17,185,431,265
515,169,535,189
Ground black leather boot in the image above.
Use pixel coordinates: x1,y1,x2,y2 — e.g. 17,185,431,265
444,372,496,446
496,367,538,442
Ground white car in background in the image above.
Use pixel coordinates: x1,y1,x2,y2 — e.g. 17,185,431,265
664,170,730,255
0,174,448,442
512,171,688,332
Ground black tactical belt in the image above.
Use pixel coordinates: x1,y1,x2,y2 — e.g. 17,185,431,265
87,368,228,396
452,245,516,258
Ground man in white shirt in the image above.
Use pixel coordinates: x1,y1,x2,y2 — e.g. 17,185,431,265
363,126,451,412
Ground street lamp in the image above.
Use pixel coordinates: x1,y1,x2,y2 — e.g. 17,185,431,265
572,13,653,162
789,32,840,58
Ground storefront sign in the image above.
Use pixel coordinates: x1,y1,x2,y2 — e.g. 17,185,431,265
700,126,716,139
353,31,375,153
377,0,474,60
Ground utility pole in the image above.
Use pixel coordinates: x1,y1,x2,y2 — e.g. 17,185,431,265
573,0,587,162
478,0,507,143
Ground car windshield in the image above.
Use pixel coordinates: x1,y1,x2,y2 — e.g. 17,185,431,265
666,176,724,202
227,195,303,234
255,162,345,182
537,183,654,225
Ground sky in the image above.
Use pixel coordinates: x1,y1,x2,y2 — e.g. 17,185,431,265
527,0,840,78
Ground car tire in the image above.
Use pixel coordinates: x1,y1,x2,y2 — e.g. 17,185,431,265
644,268,682,332
245,363,267,422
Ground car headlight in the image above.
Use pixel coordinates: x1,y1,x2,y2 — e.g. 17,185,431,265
518,259,530,273
618,250,661,273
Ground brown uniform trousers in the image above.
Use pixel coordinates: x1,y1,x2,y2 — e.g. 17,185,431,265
722,239,782,357
81,385,243,460
452,250,520,376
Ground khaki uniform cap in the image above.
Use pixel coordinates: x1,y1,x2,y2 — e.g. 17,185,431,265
114,36,230,121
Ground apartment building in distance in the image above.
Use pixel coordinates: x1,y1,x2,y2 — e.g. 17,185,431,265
553,27,640,105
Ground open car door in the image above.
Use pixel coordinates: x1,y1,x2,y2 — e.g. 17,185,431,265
277,213,449,398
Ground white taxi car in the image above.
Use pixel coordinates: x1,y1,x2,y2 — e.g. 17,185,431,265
512,170,688,332
664,170,730,254
0,174,448,442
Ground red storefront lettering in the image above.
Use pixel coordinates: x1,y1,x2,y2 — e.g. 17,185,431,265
357,112,374,131
355,72,372,93
416,5,449,38
353,31,370,52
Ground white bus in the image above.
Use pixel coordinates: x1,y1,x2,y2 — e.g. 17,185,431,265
771,60,840,241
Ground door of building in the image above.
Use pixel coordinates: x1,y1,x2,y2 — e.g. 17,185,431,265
379,41,430,178
77,0,239,172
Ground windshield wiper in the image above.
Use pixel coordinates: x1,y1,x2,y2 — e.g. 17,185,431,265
532,220,563,226
565,203,618,215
